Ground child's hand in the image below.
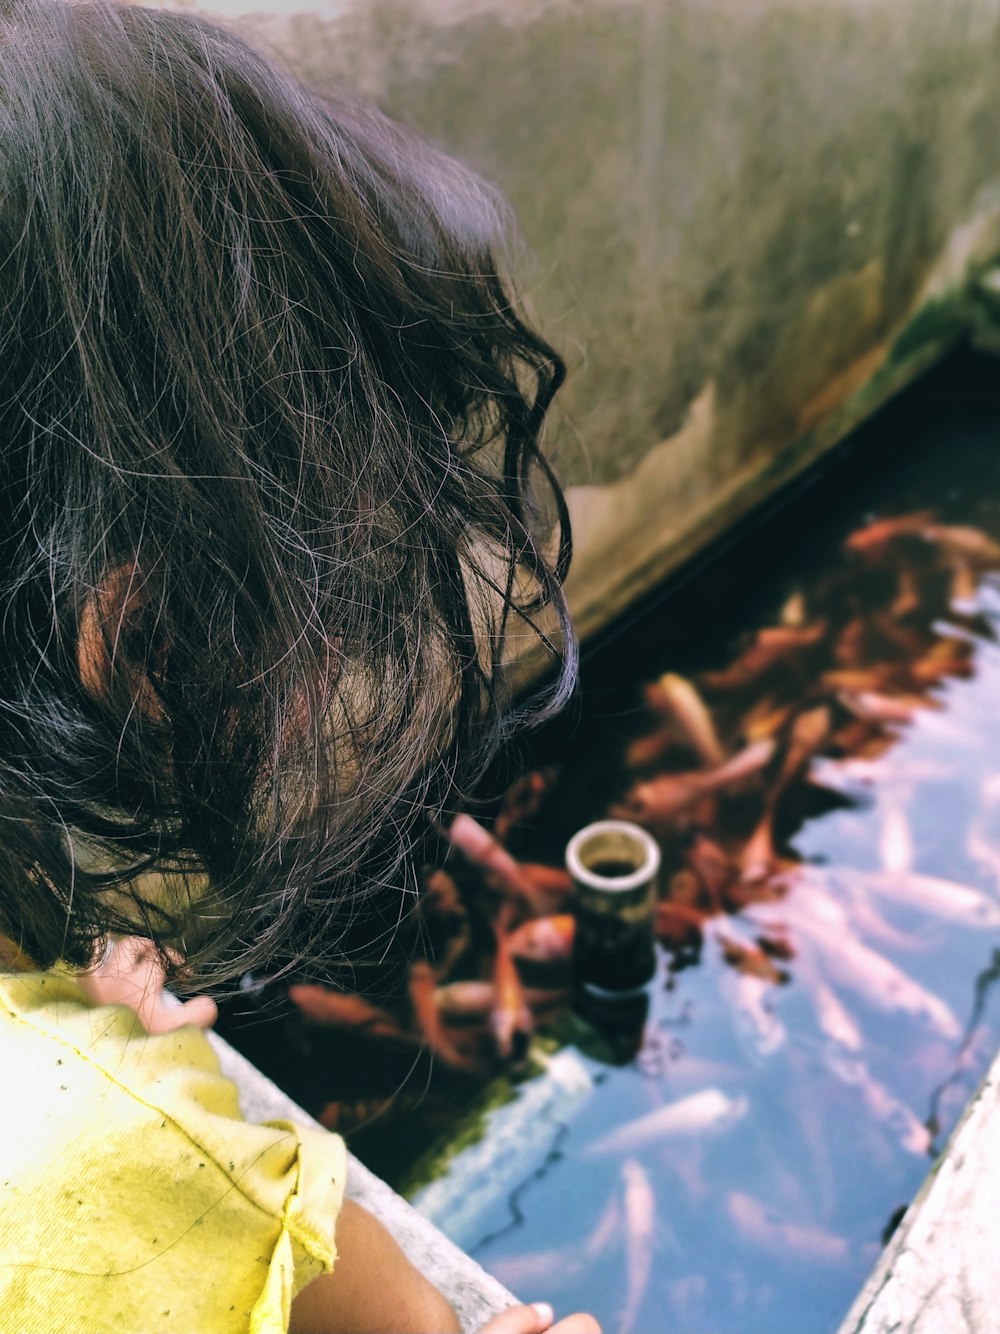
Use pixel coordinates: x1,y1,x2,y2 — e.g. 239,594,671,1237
477,1303,601,1334
78,936,218,1033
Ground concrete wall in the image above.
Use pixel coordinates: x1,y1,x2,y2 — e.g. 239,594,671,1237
169,0,1000,639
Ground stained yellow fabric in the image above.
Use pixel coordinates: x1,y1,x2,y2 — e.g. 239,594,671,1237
0,970,347,1334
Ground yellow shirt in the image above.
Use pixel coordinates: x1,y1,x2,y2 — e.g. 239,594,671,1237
0,970,347,1334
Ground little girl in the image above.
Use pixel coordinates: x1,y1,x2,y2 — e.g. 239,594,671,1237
0,3,595,1331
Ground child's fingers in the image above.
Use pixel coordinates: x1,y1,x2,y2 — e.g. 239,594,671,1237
548,1317,601,1334
174,994,218,1029
476,1304,555,1334
476,1303,601,1334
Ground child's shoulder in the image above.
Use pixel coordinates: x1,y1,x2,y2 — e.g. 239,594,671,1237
0,968,346,1333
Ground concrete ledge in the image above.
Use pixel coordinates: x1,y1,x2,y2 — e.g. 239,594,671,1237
207,1031,515,1334
837,1043,1000,1333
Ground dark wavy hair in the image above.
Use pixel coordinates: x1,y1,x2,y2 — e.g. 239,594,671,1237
0,0,575,986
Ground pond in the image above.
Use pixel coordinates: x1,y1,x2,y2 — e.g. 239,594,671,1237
216,350,1000,1334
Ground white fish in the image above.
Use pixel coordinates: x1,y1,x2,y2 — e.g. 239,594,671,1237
808,973,863,1053
859,870,1000,930
825,1053,931,1156
584,1088,749,1155
620,1159,655,1334
728,973,787,1060
794,912,961,1038
965,825,1000,891
879,803,914,875
726,1191,850,1264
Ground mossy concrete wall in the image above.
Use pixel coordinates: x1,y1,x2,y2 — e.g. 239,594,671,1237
172,0,1000,639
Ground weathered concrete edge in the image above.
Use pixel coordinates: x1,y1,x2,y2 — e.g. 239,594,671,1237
207,1030,516,1333
835,1042,1000,1333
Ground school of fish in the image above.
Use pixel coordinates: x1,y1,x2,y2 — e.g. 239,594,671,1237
269,510,1000,1326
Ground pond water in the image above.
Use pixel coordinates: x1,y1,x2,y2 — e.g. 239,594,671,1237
216,351,1000,1334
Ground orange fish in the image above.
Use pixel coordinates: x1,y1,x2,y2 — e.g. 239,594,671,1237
646,672,726,768
421,868,464,916
407,960,472,1067
447,813,537,906
683,834,737,903
924,522,1000,568
777,705,831,791
837,690,919,725
490,923,533,1059
844,511,935,559
655,900,707,948
625,725,683,772
507,913,575,963
890,566,921,619
621,739,774,824
740,808,778,884
434,979,567,1020
287,984,401,1038
702,623,826,691
493,767,558,840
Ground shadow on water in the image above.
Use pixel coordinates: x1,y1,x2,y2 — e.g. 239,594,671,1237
217,349,1000,1334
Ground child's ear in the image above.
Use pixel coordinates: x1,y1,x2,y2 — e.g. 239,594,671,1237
77,564,164,719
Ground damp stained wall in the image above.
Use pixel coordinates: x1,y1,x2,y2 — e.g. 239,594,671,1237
167,0,1000,641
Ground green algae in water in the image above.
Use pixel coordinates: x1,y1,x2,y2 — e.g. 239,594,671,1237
405,1045,595,1251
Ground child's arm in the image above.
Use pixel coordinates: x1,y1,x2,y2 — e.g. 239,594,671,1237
290,1201,601,1334
289,1198,461,1334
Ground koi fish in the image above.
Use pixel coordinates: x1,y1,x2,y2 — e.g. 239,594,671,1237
434,980,567,1019
726,972,787,1058
621,739,774,824
726,1192,850,1263
655,900,707,948
407,960,472,1067
493,767,558,841
833,617,869,669
781,590,808,626
287,984,401,1038
683,834,737,901
821,666,906,694
447,813,537,906
421,868,464,915
519,862,574,904
923,522,1000,568
817,973,865,1051
490,924,533,1059
620,1159,655,1334
824,1047,932,1155
507,913,575,962
909,636,975,685
844,511,935,558
584,1088,749,1154
740,695,796,744
740,807,777,884
777,705,832,791
625,725,682,772
490,1193,622,1289
891,566,921,619
787,896,961,1037
701,622,826,691
646,672,726,768
950,561,979,608
879,803,914,874
858,869,1000,929
838,691,920,725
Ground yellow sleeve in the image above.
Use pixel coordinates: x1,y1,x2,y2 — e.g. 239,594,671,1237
0,970,347,1334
